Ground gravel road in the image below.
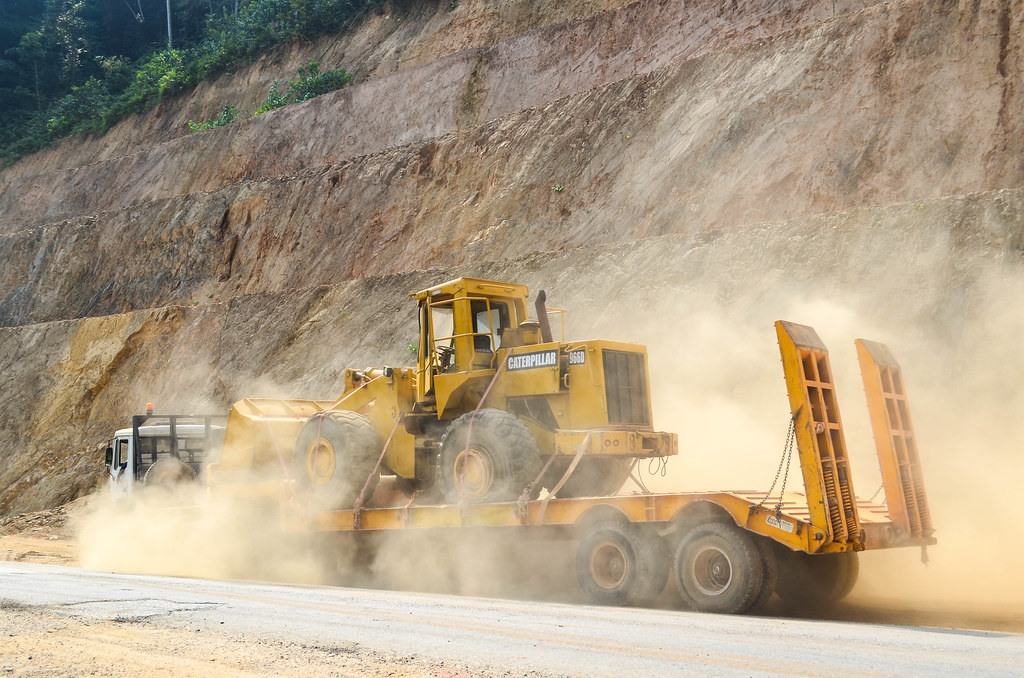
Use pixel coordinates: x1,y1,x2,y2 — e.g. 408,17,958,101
2,561,1022,677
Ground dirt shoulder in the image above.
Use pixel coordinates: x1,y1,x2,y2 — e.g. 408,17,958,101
0,601,536,678
0,497,83,566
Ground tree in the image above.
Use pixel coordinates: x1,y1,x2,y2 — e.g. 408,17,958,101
15,31,46,111
166,0,173,47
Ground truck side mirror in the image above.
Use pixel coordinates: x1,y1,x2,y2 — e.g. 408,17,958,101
104,447,113,467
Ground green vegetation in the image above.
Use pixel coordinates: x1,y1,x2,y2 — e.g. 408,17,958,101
253,61,351,115
0,0,379,164
187,104,236,131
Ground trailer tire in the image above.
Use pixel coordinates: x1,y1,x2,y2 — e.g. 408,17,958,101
674,522,763,614
634,525,671,605
294,411,381,510
773,548,859,611
439,409,542,504
576,521,669,607
750,536,778,612
546,458,632,498
834,551,860,600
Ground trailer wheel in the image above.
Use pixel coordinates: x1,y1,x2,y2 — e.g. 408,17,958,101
750,536,778,612
674,522,763,614
576,521,669,606
439,409,542,504
834,551,860,600
546,458,632,498
773,548,859,611
634,525,671,605
294,411,381,510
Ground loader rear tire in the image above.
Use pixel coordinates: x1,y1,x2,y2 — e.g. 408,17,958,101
773,548,859,611
439,409,542,504
294,411,381,510
545,457,632,498
576,521,669,607
674,522,763,614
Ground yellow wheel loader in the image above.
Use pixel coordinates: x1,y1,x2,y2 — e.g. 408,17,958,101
209,278,678,508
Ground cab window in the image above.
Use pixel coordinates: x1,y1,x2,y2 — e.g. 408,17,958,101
471,300,509,350
430,304,455,365
115,438,129,467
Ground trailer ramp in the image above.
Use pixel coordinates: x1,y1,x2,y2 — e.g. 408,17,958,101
775,321,861,551
856,339,934,543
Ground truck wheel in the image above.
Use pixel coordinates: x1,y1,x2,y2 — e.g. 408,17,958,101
546,458,632,498
773,547,859,611
294,411,381,510
439,409,542,504
576,521,669,606
143,458,196,488
674,522,764,614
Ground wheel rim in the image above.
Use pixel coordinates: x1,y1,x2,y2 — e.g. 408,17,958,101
690,545,733,596
589,541,629,590
453,447,495,500
305,439,336,486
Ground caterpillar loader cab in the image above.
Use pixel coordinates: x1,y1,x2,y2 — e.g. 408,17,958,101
210,277,678,509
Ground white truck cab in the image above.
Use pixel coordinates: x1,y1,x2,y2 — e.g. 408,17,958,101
104,413,226,496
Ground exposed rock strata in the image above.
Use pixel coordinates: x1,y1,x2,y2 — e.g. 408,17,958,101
0,0,891,225
0,0,1020,328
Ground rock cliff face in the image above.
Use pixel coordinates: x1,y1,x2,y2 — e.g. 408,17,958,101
0,0,1022,530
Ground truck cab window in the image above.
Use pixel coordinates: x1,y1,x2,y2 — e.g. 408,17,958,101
116,438,129,467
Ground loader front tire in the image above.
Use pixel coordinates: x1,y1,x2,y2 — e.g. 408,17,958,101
294,411,381,510
674,522,764,614
576,521,669,607
439,409,542,504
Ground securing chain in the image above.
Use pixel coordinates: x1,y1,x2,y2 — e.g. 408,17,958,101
353,414,405,530
754,409,799,515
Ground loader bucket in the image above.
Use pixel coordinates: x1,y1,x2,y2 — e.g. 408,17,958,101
216,398,333,474
856,339,934,542
776,321,861,550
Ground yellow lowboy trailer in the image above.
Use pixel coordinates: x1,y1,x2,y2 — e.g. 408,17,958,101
289,321,935,614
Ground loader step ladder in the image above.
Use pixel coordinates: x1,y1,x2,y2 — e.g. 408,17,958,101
856,339,934,540
776,321,860,550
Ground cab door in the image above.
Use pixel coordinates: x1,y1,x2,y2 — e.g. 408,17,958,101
108,436,133,496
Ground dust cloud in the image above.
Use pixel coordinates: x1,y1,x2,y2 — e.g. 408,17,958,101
74,484,338,585
74,481,582,604
581,228,1024,619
